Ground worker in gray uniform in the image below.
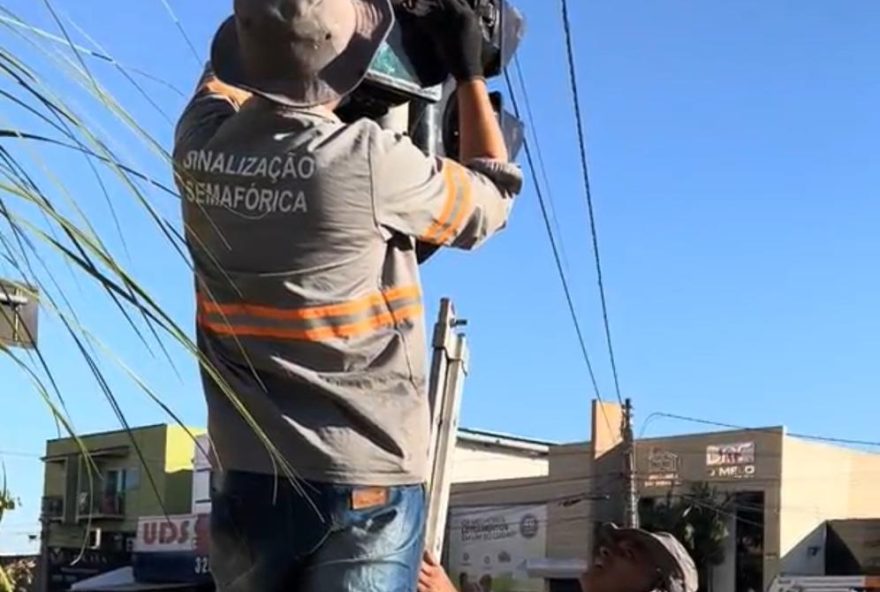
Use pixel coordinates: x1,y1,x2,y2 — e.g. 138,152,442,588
171,0,522,589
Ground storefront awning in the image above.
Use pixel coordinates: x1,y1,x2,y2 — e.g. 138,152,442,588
43,446,130,463
525,558,587,580
826,519,880,575
71,567,191,591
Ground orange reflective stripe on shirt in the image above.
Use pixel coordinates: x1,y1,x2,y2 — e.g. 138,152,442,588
197,285,422,342
199,285,419,321
420,159,474,245
437,164,474,245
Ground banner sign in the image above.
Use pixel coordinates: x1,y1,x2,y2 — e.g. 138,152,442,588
135,514,204,553
133,513,211,584
706,442,756,479
447,504,546,592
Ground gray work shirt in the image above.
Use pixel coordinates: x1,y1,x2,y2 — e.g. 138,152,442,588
173,67,521,485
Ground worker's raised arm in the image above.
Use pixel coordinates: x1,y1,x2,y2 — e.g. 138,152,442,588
372,0,522,250
370,129,522,250
173,62,252,158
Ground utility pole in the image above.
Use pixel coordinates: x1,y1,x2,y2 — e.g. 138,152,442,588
1,280,44,589
36,499,50,592
622,398,639,528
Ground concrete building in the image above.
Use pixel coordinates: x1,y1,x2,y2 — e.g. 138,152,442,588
39,424,204,592
445,402,880,592
48,424,550,590
42,413,880,592
188,426,552,514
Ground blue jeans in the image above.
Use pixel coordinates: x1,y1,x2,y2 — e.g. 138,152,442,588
209,471,426,592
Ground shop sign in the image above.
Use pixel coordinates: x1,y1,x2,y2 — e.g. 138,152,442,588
706,442,756,479
133,514,211,584
135,513,209,554
47,547,129,592
644,448,681,488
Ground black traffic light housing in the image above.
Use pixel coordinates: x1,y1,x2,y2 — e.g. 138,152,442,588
337,0,526,160
335,0,527,265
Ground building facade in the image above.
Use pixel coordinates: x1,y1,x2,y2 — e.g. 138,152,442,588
627,423,880,592
53,425,550,590
40,424,203,592
185,427,551,517
446,402,880,592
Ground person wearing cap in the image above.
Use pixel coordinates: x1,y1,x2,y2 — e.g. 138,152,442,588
171,0,522,590
416,524,697,592
581,524,699,592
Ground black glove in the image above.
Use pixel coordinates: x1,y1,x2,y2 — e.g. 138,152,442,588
422,0,484,82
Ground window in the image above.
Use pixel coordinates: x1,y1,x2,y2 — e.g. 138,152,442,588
104,470,123,497
75,467,131,517
124,467,140,491
103,468,139,494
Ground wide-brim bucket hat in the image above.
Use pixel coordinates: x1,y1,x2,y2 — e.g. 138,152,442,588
598,523,698,592
211,0,394,108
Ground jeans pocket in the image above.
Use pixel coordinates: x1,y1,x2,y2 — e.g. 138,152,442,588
346,486,425,555
346,486,400,524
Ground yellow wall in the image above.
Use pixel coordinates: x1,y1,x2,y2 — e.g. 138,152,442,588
163,425,205,515
164,426,204,474
43,424,204,548
780,436,880,575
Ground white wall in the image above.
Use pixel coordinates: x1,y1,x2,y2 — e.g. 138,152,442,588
189,434,549,514
451,442,548,484
781,524,825,576
779,437,880,576
191,434,211,515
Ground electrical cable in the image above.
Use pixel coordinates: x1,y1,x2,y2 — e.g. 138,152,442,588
502,68,604,413
156,0,201,66
511,54,571,275
559,0,624,406
505,56,621,440
0,14,185,97
648,412,880,449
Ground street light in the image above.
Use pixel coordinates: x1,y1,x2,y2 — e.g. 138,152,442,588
0,291,28,306
0,278,38,349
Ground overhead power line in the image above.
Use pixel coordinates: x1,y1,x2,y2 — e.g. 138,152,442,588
506,57,620,434
0,13,184,97
559,0,623,406
156,0,201,66
511,55,571,274
503,68,602,404
648,412,880,448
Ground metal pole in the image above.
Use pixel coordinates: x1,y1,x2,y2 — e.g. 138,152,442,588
424,298,469,559
409,100,440,155
425,299,455,464
622,398,639,528
0,292,27,306
36,499,49,592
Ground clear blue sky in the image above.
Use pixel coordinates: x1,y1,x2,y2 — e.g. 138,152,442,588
1,0,878,553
